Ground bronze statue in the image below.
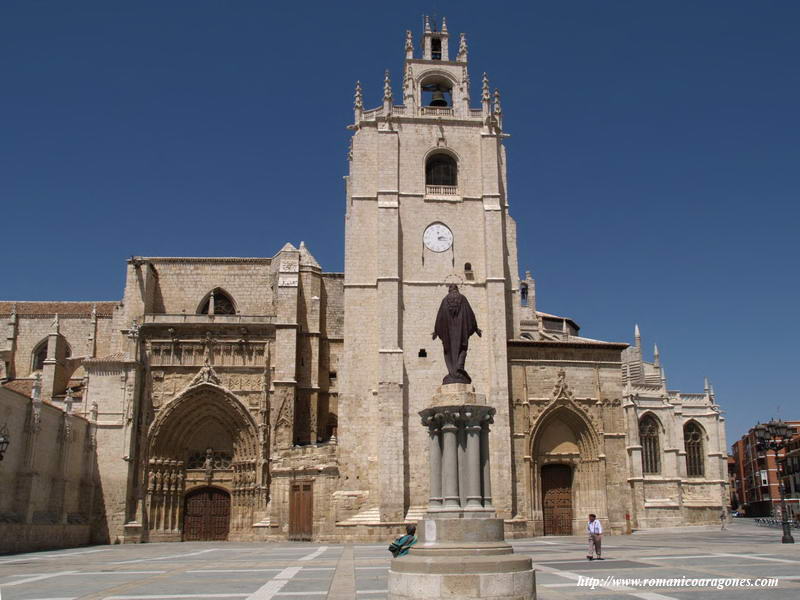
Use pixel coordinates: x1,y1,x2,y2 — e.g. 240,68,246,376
432,284,482,384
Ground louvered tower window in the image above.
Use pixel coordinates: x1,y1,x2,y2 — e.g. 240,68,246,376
684,421,705,477
639,414,661,474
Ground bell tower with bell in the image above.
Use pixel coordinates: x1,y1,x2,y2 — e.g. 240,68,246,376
339,17,521,528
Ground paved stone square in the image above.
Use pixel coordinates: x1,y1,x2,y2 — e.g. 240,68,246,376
1,521,798,599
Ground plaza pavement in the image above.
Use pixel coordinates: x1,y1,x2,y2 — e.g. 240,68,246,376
0,520,798,600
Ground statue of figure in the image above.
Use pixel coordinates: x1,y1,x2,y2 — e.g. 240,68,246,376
432,284,482,384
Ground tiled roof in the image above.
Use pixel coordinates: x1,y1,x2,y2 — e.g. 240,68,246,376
0,301,117,317
83,352,127,364
2,379,34,397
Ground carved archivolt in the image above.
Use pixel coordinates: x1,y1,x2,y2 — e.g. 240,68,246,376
529,370,601,460
148,374,259,461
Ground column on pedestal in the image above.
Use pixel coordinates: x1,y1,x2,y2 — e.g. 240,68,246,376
480,412,494,508
464,411,483,509
441,414,461,509
426,414,443,508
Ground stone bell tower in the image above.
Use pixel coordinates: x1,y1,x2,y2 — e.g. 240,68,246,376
339,17,521,527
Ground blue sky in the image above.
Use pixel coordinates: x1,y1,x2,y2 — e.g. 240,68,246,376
2,1,798,445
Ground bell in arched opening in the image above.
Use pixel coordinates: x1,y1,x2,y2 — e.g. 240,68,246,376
429,90,448,107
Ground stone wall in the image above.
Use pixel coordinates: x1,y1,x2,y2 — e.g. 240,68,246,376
0,386,102,554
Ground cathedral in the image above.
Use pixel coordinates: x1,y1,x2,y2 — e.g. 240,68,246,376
0,19,728,550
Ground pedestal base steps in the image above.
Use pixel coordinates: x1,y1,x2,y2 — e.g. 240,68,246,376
388,518,535,599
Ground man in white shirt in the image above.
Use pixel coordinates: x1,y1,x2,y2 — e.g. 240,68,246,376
586,513,603,560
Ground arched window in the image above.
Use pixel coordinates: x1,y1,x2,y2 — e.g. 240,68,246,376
198,288,236,315
684,421,705,477
425,153,457,187
639,414,661,474
31,337,71,371
32,339,49,371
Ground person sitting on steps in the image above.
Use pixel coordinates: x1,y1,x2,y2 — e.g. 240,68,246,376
389,524,417,558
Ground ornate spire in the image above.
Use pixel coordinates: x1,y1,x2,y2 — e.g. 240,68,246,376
383,70,392,101
353,80,363,123
457,32,468,62
493,89,503,129
634,323,641,347
405,29,413,59
425,15,431,33
32,372,42,402
704,376,711,394
653,344,660,367
51,313,60,334
441,17,448,33
354,80,363,109
482,73,491,117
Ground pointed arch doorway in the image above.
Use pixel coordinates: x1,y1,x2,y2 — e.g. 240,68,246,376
146,380,262,542
184,487,231,541
530,403,606,536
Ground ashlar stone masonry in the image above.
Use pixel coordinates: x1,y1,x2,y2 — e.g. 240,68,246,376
0,17,728,551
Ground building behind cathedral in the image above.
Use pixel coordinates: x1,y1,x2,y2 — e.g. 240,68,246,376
0,18,728,553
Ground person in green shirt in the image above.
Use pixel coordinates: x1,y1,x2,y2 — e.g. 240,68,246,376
389,524,417,557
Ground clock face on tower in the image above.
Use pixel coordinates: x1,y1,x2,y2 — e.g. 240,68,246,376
423,222,454,252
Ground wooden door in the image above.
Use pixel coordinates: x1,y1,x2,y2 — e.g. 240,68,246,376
289,481,313,541
183,487,230,541
541,464,573,536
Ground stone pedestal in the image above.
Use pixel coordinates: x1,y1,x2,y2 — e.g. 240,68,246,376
388,384,535,600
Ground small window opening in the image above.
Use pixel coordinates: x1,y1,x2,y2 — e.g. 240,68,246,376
329,371,337,381
431,37,442,60
31,337,71,371
199,288,236,315
520,283,529,307
464,262,474,281
32,341,49,371
418,349,427,358
425,153,457,186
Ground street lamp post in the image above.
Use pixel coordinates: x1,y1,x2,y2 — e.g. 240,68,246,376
755,420,795,544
